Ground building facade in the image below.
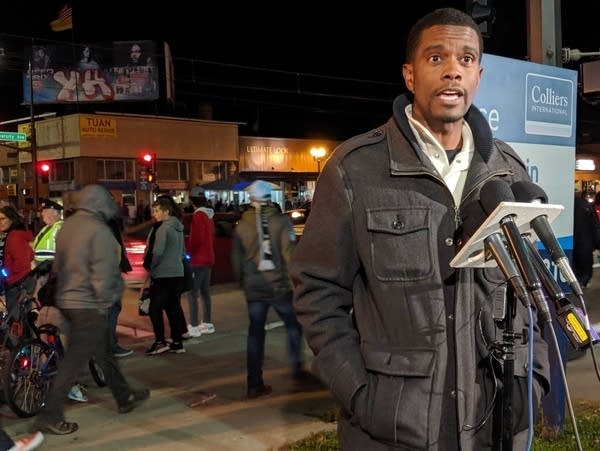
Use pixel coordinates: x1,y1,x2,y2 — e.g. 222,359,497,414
0,113,340,214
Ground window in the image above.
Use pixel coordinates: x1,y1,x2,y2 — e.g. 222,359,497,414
155,160,188,181
54,159,74,182
97,159,134,181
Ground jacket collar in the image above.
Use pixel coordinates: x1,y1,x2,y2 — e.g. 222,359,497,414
389,94,495,170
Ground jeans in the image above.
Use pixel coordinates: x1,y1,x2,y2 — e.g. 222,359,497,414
246,291,303,389
0,429,14,450
187,266,212,326
107,299,122,350
35,308,133,426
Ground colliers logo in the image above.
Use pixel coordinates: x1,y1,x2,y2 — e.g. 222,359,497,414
525,73,574,137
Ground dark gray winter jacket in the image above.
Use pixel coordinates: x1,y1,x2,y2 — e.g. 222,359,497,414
290,95,550,450
54,184,123,309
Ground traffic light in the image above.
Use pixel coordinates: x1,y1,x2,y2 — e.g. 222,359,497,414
466,0,495,38
138,152,156,189
38,161,51,183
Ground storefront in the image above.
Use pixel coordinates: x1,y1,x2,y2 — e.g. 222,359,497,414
238,135,340,208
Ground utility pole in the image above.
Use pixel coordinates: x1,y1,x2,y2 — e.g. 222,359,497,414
28,59,39,216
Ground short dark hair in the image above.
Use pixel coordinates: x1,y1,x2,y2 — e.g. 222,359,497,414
405,7,483,63
190,195,208,209
153,195,182,219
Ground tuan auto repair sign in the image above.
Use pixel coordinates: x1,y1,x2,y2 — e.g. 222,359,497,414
79,115,117,138
22,41,159,104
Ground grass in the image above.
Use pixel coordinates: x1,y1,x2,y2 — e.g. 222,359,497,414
283,400,600,451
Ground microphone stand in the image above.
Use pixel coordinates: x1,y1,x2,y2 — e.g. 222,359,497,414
501,291,516,451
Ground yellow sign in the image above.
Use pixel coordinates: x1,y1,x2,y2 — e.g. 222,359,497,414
17,123,31,149
6,184,16,196
79,115,117,138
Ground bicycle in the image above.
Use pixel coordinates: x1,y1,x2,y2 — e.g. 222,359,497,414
0,264,106,418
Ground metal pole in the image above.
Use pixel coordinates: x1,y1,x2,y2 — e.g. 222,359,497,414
28,59,39,217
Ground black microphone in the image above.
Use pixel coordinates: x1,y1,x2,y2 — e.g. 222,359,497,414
511,180,583,297
480,179,548,312
484,233,531,309
522,237,590,349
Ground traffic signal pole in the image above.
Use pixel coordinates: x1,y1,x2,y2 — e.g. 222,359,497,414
28,59,39,216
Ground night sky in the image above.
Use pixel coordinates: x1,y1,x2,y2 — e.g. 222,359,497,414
0,1,596,141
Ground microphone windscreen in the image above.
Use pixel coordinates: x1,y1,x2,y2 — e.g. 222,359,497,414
479,179,515,215
511,180,549,204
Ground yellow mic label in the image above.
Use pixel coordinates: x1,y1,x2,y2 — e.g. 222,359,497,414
566,312,588,342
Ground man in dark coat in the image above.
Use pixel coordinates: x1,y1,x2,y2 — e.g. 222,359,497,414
290,8,550,450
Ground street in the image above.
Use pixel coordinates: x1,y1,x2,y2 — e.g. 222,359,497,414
1,284,336,450
1,277,600,450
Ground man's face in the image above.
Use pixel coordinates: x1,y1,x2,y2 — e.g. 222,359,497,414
402,24,482,131
41,208,60,225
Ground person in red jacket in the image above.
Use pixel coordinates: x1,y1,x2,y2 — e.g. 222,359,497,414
185,193,216,336
0,205,34,312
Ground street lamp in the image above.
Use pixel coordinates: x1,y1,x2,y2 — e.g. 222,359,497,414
310,146,327,172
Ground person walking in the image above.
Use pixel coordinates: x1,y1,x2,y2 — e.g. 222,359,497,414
33,185,150,435
142,195,187,355
107,216,134,358
185,193,216,337
232,180,304,398
32,199,89,403
290,8,550,450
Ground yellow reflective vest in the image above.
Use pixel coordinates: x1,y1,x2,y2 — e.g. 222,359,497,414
33,220,63,263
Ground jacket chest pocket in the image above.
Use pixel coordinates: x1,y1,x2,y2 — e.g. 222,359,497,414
367,207,434,282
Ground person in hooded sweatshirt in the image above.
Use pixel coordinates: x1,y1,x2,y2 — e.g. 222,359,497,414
33,185,150,436
0,205,34,312
184,193,216,337
232,180,305,399
142,195,187,355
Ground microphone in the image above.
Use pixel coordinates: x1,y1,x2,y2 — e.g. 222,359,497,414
522,237,590,348
484,233,531,309
480,180,548,312
511,180,583,297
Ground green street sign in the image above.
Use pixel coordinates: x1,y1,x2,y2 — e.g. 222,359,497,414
0,132,27,142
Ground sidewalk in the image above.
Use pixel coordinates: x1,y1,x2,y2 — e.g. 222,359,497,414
2,285,337,450
3,275,600,450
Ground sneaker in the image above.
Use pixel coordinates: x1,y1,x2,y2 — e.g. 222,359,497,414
35,420,78,435
247,384,272,399
199,322,215,334
113,344,133,358
9,431,44,451
145,341,169,355
169,341,185,354
187,324,202,337
67,384,88,402
118,388,150,414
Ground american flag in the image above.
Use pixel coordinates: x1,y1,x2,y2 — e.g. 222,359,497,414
50,4,73,32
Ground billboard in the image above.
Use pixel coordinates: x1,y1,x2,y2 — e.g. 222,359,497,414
475,54,577,255
22,40,159,104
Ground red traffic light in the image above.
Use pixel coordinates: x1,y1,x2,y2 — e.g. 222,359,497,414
142,153,153,163
38,162,51,173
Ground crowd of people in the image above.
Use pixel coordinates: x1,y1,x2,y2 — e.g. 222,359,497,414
0,177,312,449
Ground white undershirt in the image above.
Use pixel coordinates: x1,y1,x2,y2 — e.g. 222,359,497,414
405,104,475,206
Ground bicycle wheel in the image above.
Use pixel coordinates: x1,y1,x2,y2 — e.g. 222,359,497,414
89,357,106,387
4,339,57,418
